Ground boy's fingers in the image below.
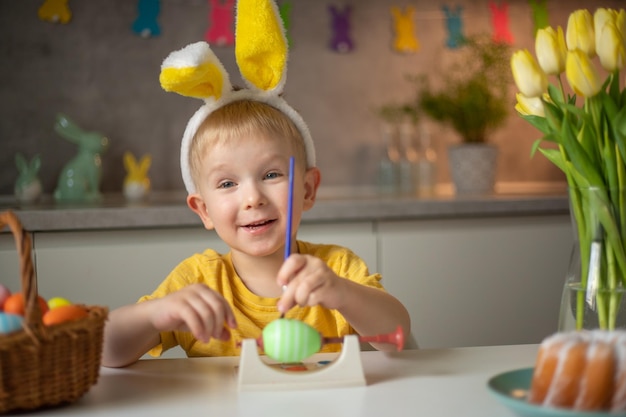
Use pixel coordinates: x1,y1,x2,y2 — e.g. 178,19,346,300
181,308,210,343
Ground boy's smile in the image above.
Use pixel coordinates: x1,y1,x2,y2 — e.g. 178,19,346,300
241,218,276,233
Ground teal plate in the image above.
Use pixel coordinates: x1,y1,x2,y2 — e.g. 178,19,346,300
487,368,626,417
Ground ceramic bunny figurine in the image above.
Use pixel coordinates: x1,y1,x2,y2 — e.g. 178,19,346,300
123,151,151,202
53,114,109,202
14,153,42,203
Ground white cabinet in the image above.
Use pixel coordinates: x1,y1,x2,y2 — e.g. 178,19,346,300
378,215,573,349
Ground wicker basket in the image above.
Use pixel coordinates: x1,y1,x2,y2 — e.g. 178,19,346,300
0,211,108,414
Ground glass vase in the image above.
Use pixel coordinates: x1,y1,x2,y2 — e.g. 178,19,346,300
558,187,626,331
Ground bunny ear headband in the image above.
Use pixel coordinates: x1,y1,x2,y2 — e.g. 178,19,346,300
159,0,315,194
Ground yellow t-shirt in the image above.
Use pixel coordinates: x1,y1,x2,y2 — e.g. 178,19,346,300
139,240,384,357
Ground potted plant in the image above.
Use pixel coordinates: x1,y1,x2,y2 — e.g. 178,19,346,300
413,34,511,194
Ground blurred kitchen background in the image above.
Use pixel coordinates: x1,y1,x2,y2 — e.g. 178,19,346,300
1,0,619,196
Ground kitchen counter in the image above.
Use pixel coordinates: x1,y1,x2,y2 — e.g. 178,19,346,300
0,184,570,232
13,343,539,417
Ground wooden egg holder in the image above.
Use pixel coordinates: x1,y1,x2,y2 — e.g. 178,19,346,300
237,335,366,391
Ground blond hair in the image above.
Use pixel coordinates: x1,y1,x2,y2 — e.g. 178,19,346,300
189,100,308,186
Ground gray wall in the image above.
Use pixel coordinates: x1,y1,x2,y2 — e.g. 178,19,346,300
1,0,616,196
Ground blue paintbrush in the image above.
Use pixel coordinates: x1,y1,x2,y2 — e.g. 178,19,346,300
280,156,295,318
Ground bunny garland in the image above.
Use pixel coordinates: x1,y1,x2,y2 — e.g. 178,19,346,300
391,6,419,54
132,0,161,38
38,0,71,24
159,0,315,194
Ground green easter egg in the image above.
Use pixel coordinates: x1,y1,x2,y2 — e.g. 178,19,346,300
262,318,322,363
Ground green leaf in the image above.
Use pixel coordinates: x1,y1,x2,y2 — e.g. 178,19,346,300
548,83,565,104
538,148,566,172
521,114,550,134
612,107,626,162
560,113,605,187
601,90,619,122
603,122,618,191
544,101,564,136
578,120,602,169
609,71,621,105
530,139,542,158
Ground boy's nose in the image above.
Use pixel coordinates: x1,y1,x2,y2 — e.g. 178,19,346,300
242,183,266,209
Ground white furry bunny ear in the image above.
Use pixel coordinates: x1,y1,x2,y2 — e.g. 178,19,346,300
235,0,288,93
160,42,232,101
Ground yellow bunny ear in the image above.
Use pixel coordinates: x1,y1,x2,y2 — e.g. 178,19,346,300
139,155,152,173
123,151,137,171
160,42,232,100
235,0,288,92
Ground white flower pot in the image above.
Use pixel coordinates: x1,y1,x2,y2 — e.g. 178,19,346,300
448,144,498,195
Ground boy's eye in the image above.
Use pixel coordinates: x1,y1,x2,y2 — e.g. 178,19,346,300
218,181,235,189
265,171,281,180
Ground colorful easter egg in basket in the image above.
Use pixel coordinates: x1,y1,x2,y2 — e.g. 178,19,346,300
43,305,89,326
0,312,23,334
47,296,72,310
3,293,49,316
262,318,322,363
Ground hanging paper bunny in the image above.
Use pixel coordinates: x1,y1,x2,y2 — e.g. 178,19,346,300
159,0,315,195
328,4,354,53
38,0,71,24
279,1,293,48
132,0,161,38
442,4,465,49
528,0,549,36
391,5,419,54
489,1,513,44
205,0,235,47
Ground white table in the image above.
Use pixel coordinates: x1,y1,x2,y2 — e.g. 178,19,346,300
19,344,539,417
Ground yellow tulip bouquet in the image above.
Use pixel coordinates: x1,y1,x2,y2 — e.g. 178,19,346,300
511,8,626,330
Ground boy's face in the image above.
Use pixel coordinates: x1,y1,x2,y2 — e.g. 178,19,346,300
187,133,320,260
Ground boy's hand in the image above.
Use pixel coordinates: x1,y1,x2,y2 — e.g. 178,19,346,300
149,284,237,343
276,254,347,313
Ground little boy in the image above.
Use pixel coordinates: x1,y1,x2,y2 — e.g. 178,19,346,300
102,0,410,368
